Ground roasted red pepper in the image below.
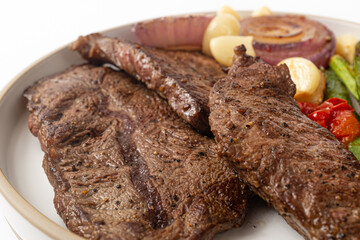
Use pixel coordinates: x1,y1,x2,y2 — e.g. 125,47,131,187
298,98,360,147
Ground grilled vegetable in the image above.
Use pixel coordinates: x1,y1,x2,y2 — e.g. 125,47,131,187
324,68,352,104
217,6,241,20
349,136,360,160
329,55,359,100
202,13,240,56
298,98,360,147
279,57,325,104
336,34,357,64
133,15,213,50
251,6,272,17
354,42,360,99
210,36,255,67
354,42,360,74
240,15,336,68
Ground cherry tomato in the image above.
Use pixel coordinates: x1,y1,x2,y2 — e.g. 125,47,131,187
297,102,317,115
298,98,360,147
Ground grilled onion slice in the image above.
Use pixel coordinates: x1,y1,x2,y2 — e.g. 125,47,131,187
240,15,336,68
133,15,213,50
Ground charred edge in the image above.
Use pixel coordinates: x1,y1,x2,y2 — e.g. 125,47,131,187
115,113,169,229
71,34,109,66
72,34,214,135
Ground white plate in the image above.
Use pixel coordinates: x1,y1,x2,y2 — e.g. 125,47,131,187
0,12,360,240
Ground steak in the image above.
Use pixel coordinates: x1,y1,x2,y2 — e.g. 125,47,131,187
24,64,250,240
70,34,226,134
209,46,360,239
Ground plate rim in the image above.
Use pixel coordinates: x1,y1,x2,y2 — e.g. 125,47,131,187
0,10,360,239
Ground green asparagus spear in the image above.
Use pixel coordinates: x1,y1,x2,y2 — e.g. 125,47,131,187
324,68,352,105
353,42,360,99
354,42,360,74
329,55,359,100
349,136,360,160
329,43,360,160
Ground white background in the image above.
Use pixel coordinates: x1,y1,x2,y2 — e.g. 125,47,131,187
1,0,360,239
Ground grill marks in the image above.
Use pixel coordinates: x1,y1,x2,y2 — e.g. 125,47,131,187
94,92,169,228
25,64,250,239
28,66,169,229
115,114,169,229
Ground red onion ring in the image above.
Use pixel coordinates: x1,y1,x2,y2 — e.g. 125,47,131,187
240,15,336,68
133,15,213,50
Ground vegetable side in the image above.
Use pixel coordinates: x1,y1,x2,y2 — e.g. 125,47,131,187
134,5,360,160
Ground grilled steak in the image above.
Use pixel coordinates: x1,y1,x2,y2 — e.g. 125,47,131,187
24,64,249,240
70,34,226,133
209,46,360,239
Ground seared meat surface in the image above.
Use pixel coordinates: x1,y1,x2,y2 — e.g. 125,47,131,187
24,64,249,240
70,34,226,133
209,46,360,240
